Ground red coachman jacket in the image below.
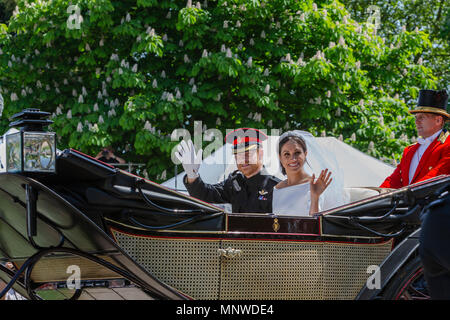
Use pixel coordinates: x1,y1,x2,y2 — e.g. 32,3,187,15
380,130,450,188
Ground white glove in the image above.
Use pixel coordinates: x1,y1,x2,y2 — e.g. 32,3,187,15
175,139,203,179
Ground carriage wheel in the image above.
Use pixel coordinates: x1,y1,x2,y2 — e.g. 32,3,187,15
382,255,430,300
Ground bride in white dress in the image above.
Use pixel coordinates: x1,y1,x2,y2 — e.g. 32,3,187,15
272,131,333,216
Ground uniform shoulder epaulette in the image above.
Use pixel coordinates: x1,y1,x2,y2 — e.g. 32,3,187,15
438,130,449,144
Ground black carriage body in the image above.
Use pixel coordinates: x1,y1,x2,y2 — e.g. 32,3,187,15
0,148,448,300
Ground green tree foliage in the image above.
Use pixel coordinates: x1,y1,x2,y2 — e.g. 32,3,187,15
0,0,17,23
0,0,437,181
342,0,449,90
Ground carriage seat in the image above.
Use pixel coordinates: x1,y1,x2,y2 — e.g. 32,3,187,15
345,187,381,203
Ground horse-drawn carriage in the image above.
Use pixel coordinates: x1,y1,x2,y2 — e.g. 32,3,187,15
0,109,448,300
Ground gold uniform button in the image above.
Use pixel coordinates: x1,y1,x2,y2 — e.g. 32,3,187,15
429,166,433,170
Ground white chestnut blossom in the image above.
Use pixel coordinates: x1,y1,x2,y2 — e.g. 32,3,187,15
335,107,341,116
247,57,252,67
90,123,99,132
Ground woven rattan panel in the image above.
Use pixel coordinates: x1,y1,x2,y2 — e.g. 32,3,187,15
112,230,221,300
219,239,393,300
112,230,392,300
322,242,392,299
220,240,323,299
15,255,120,283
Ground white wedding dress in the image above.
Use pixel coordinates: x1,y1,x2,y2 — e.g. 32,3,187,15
272,182,324,216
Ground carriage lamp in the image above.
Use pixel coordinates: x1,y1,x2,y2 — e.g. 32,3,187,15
1,108,56,174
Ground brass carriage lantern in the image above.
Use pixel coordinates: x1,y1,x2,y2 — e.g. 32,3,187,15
0,108,56,174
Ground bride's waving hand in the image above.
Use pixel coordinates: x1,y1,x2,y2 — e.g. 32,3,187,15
310,169,333,197
309,169,333,215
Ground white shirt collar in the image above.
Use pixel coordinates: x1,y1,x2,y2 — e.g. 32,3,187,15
417,129,442,145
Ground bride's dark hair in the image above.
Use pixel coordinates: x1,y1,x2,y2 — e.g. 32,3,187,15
278,134,308,175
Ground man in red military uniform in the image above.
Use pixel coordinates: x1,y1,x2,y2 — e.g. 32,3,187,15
380,89,449,188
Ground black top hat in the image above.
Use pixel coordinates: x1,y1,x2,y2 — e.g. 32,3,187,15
225,128,268,154
409,89,449,119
